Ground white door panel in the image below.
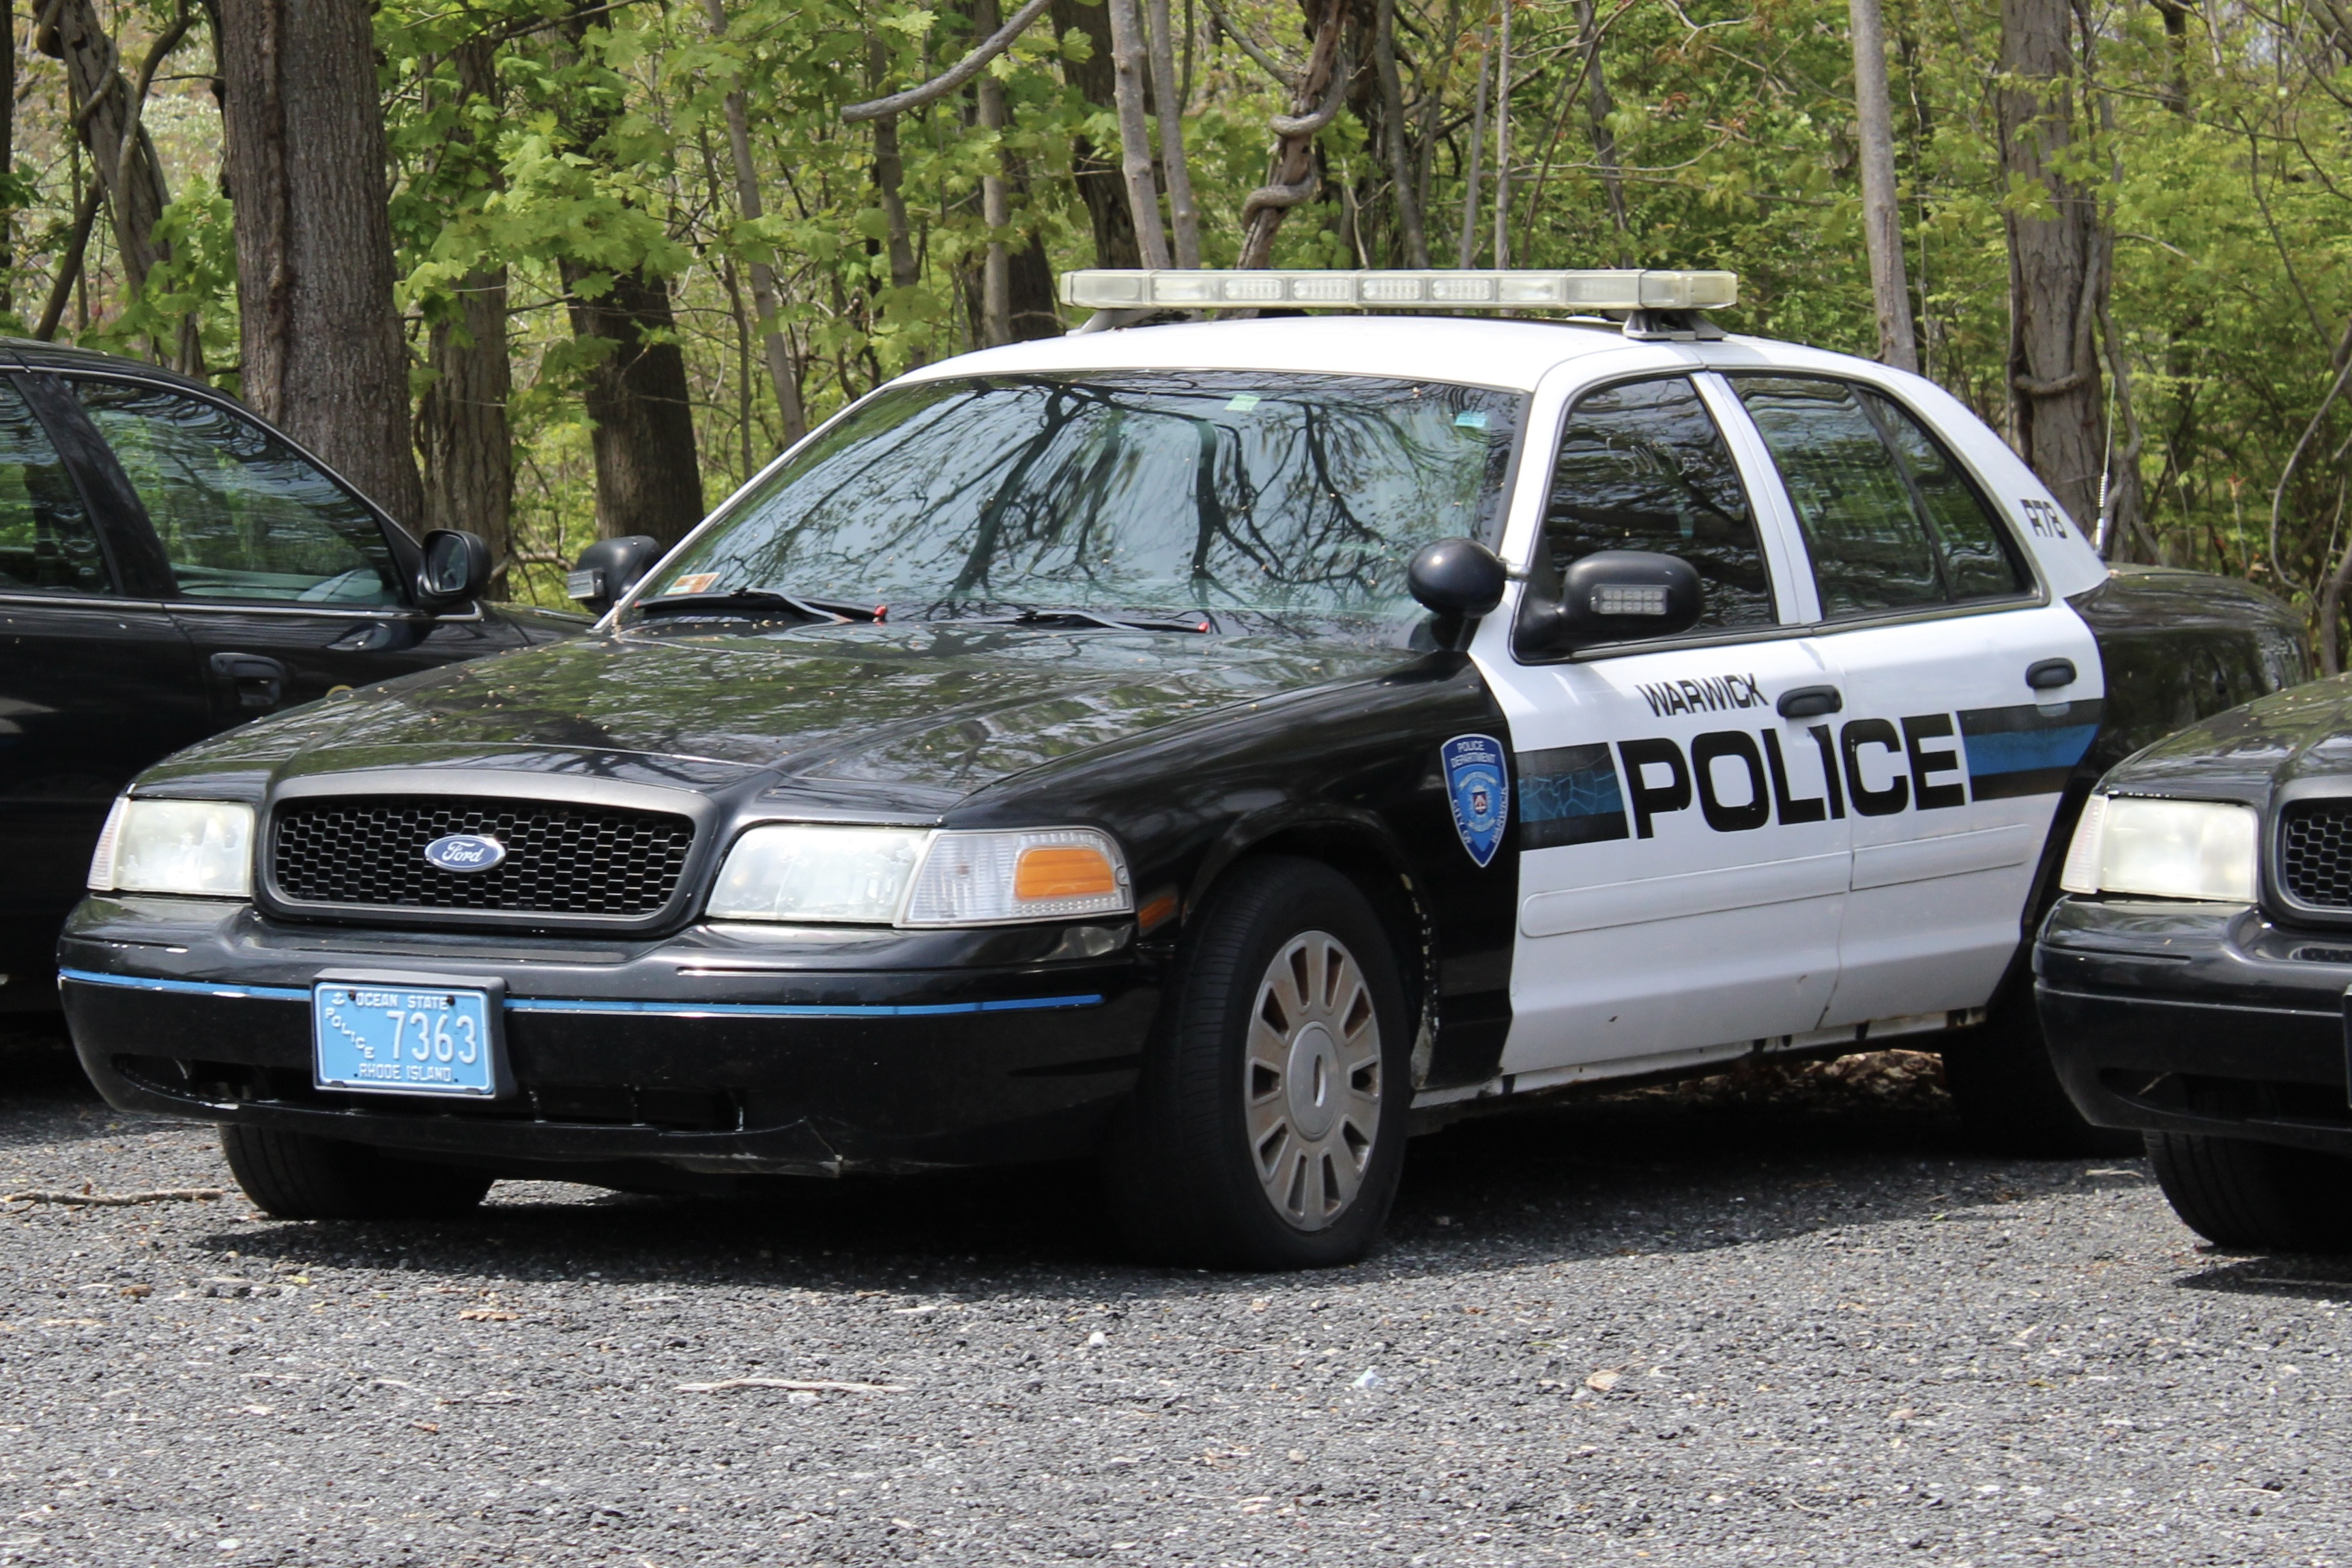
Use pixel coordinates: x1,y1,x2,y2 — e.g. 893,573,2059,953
1522,847,1850,935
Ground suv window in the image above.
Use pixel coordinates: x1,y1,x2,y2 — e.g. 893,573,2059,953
0,380,108,595
76,380,401,606
1534,376,1773,630
1732,376,2029,618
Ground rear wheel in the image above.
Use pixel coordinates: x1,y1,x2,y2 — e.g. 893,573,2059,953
2145,1132,2352,1253
220,1126,493,1221
1103,857,1410,1269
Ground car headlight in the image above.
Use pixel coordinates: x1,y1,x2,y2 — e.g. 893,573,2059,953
2059,794,2258,901
706,824,1133,927
86,797,255,897
706,824,930,923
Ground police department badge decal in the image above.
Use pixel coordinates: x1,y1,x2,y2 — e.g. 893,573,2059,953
1440,734,1509,867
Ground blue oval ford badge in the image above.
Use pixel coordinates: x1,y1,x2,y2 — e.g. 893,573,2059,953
423,833,506,873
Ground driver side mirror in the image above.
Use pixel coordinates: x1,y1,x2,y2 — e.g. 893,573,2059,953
566,534,662,615
416,528,493,610
1408,538,1509,648
1524,549,1703,653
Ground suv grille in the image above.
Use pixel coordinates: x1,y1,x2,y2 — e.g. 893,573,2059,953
2280,800,2352,909
271,796,695,918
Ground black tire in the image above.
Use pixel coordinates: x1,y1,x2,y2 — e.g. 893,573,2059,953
1941,978,2140,1157
220,1125,494,1221
1103,856,1411,1270
2145,1131,2352,1253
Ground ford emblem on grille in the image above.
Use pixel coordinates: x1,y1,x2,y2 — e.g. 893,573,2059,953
423,833,506,873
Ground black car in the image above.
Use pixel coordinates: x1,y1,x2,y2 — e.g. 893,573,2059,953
53,280,2310,1268
2039,676,2352,1252
0,340,582,1012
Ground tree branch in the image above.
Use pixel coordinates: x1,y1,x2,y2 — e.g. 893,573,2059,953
841,0,1056,123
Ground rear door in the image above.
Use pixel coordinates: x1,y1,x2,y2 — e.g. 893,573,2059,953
0,373,207,1008
1721,374,2101,1028
1480,368,1854,1079
63,376,516,721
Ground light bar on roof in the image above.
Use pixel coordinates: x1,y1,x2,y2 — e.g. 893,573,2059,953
1058,268,1738,313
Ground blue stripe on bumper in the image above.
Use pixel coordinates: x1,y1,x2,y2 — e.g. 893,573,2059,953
59,967,1104,1019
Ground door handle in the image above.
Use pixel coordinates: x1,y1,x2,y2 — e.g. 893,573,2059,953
2027,658,2077,691
209,651,288,711
1777,684,1842,719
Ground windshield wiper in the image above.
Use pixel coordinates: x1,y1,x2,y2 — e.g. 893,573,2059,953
976,607,1217,635
634,589,886,624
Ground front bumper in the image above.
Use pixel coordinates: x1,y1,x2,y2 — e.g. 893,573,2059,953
60,896,1157,1176
2035,897,2352,1157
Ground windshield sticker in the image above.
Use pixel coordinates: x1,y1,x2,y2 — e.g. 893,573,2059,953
665,573,720,596
1442,735,1511,867
1224,392,1262,412
1453,410,1489,430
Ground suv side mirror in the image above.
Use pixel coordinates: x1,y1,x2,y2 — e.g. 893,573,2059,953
567,534,661,615
1526,549,1703,652
1408,538,1508,646
417,528,493,610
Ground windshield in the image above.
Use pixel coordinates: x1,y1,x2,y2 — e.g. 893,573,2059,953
629,371,1524,626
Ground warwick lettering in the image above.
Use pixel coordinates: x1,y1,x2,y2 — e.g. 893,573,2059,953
1636,673,1767,716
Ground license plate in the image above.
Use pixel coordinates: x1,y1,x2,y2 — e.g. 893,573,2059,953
314,979,503,1098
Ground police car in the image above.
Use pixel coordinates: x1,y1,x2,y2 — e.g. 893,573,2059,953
57,269,2303,1269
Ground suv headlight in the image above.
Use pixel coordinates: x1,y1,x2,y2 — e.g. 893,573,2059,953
87,797,255,897
706,824,1133,927
2059,794,2258,902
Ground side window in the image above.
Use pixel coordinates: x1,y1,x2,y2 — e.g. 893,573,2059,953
74,380,401,606
1537,377,1774,630
0,380,109,595
1859,389,2030,600
1734,376,2030,619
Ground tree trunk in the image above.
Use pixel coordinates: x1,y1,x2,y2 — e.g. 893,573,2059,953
1107,0,1172,267
416,40,514,591
1997,0,2105,529
42,0,178,295
560,262,706,548
1490,0,1510,270
974,0,1015,343
1455,27,1489,268
0,1,14,313
1849,0,1918,371
1146,0,1200,267
1049,0,1143,268
1236,0,1347,270
216,0,423,527
703,0,808,440
1372,0,1426,267
1569,0,1629,264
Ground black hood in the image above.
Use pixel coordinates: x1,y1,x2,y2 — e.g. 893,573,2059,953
139,622,1403,808
2103,671,2352,804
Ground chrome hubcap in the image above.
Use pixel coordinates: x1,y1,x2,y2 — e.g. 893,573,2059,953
1243,931,1381,1232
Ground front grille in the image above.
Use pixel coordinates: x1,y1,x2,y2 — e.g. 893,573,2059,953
271,795,695,918
2280,801,2352,909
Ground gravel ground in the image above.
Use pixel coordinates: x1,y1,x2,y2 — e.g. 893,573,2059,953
5,1023,2350,1567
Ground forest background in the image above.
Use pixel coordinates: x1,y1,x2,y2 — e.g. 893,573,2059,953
5,0,2350,658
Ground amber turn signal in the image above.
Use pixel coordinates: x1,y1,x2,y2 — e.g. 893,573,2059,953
1015,845,1120,901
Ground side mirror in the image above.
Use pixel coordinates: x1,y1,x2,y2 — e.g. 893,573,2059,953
1528,549,1703,652
416,528,492,610
566,534,662,615
1408,538,1508,646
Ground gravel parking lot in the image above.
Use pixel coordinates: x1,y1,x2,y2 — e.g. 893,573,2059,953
5,1023,2349,1567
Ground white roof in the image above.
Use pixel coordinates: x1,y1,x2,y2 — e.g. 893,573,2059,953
900,315,1657,393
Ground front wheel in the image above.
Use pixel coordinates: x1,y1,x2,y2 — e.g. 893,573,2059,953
1104,857,1411,1270
220,1126,493,1221
2145,1132,2352,1253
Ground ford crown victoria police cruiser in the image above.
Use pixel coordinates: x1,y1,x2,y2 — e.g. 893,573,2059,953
57,270,2304,1268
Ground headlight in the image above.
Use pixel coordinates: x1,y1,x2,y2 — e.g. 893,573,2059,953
2059,794,2258,901
902,828,1133,926
706,824,1133,927
86,797,255,897
706,824,929,923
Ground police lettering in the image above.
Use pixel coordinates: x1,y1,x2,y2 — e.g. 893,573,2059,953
1636,673,1765,718
1615,715,1966,837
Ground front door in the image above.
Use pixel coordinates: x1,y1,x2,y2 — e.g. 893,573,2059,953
1723,374,2102,1027
0,377,208,1008
65,377,512,722
1482,373,1853,1077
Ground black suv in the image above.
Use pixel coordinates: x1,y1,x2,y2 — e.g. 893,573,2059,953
0,340,581,1013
